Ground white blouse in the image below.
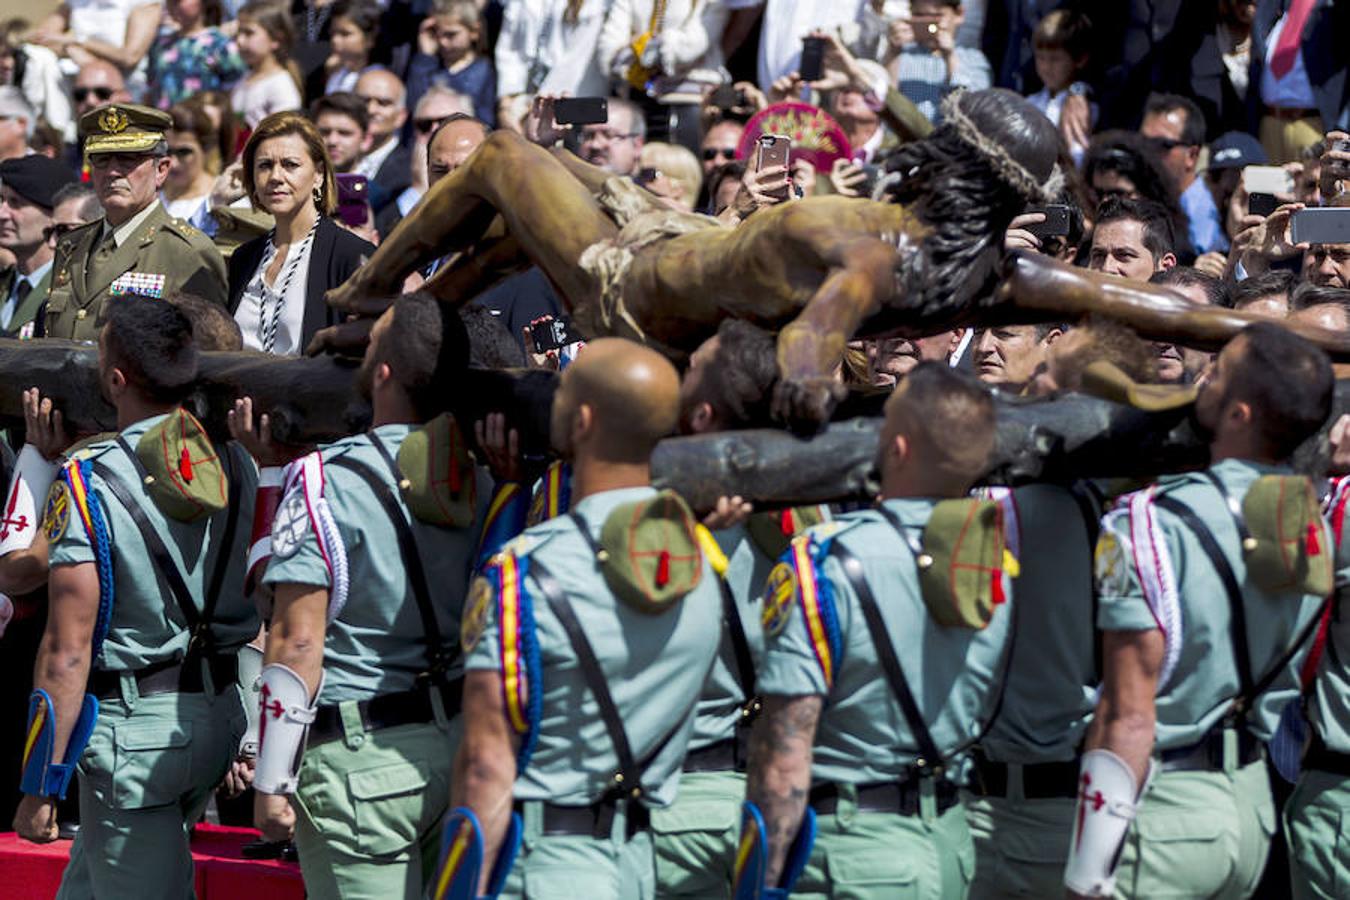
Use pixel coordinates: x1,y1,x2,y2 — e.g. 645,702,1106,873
235,228,317,356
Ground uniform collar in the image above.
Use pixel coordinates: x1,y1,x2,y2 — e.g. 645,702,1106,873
102,199,164,248
877,496,940,526
572,485,657,521
120,412,173,444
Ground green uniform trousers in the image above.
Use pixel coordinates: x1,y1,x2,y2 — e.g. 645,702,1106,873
650,769,743,898
500,799,655,899
792,785,975,900
1285,767,1350,899
965,791,1075,899
1113,759,1274,899
55,686,247,900
292,716,457,900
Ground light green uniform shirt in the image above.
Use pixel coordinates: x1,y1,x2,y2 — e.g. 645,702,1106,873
263,425,479,704
1310,481,1350,754
1096,459,1324,749
980,483,1098,764
48,414,260,670
466,486,722,808
686,524,773,753
757,500,1013,785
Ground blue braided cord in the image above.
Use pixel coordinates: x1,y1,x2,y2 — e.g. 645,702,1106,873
514,554,543,772
811,533,845,674
71,461,115,661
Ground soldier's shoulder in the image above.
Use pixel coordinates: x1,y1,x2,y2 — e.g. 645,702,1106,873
65,432,119,464
158,217,220,254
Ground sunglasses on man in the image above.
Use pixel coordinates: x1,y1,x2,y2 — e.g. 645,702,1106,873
43,223,81,242
702,146,737,162
73,86,115,104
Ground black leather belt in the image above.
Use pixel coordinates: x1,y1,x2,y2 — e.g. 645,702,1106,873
810,778,960,817
1303,736,1350,777
307,679,462,748
683,738,738,774
90,653,239,700
1159,724,1262,772
968,752,1081,799
516,799,651,840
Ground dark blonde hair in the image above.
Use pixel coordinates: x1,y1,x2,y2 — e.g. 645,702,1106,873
241,111,337,216
432,0,487,53
237,1,302,86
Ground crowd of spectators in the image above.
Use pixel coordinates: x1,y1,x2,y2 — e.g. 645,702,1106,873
0,0,1347,373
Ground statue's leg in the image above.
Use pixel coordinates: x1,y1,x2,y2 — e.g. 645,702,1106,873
422,233,531,308
328,131,617,313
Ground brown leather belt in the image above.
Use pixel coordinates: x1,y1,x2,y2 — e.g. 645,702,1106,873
1264,105,1320,121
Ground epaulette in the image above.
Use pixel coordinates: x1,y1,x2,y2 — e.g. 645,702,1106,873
64,432,119,462
162,217,210,245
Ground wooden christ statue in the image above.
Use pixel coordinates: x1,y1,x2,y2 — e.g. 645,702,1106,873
323,88,1065,432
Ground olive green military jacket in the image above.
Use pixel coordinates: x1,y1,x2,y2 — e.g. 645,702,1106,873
0,266,51,338
44,202,227,341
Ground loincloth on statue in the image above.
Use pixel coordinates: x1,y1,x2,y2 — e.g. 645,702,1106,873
577,177,724,345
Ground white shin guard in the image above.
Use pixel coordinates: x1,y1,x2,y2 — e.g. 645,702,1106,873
253,663,322,795
1064,749,1152,898
0,445,57,555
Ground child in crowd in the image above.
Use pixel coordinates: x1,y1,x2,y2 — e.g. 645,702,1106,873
231,1,304,129
1026,9,1096,165
407,0,496,124
884,0,991,125
146,0,246,109
324,0,381,94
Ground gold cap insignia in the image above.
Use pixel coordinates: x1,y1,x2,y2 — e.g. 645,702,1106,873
98,107,129,135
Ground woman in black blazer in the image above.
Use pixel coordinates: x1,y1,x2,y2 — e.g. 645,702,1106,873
227,111,374,355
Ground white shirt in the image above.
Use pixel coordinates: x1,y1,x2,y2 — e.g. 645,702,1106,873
757,0,905,91
356,135,398,181
1260,11,1317,110
232,70,303,129
495,0,610,97
235,231,315,356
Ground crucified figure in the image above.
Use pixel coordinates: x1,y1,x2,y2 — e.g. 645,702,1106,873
324,88,1063,431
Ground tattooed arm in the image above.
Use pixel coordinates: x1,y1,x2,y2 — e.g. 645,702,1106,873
745,692,823,885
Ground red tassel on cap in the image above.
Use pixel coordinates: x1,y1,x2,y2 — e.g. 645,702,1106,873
179,447,193,482
990,569,1006,605
656,550,671,588
780,509,794,536
1306,522,1322,556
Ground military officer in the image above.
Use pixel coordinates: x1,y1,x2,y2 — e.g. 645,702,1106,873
454,338,722,898
1073,323,1332,899
248,292,482,898
0,156,78,339
45,104,226,341
1285,447,1350,896
11,297,259,900
746,362,1013,899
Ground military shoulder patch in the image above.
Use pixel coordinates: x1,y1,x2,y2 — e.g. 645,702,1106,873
761,560,797,636
271,489,310,560
43,481,70,542
1093,518,1131,598
462,574,494,653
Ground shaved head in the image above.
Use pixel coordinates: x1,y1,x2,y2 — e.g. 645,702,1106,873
879,362,996,496
550,338,679,464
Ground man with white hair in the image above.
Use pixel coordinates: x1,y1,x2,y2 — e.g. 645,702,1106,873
0,88,35,162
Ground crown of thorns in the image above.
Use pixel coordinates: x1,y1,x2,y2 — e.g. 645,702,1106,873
941,90,1065,203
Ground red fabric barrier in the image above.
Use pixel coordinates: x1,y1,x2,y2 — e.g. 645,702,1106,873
0,825,304,899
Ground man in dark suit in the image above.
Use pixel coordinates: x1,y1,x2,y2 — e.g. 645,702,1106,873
1249,0,1350,162
0,156,78,339
355,69,413,216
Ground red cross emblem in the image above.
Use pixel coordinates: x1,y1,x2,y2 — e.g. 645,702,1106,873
258,684,284,753
0,485,27,539
1074,772,1106,848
